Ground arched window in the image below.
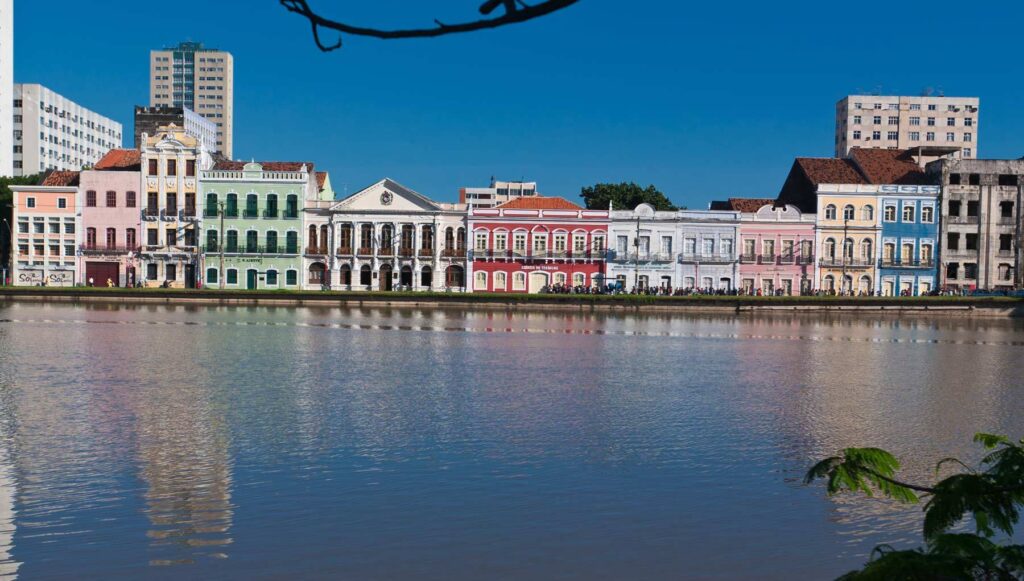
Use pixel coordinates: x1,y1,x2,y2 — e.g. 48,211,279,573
573,273,586,287
205,193,218,217
319,225,328,253
359,264,372,286
861,205,874,221
285,194,298,219
206,229,218,252
286,270,298,286
474,271,488,290
824,204,837,220
246,230,258,253
225,193,238,217
267,270,279,286
843,238,854,260
823,275,835,292
420,265,433,288
309,262,326,285
456,227,466,251
286,231,298,254
381,224,394,253
901,242,914,263
308,225,318,252
340,264,352,287
553,272,567,286
858,275,872,294
206,268,218,284
512,272,526,291
226,230,238,253
86,227,97,249
266,231,278,253
860,238,873,261
494,272,507,291
843,205,855,221
883,242,895,262
823,238,836,259
444,227,455,252
226,268,238,285
265,194,278,218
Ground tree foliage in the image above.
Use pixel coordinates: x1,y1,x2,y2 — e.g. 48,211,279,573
806,433,1024,580
579,182,677,212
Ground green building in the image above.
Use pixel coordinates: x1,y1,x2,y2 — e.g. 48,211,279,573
199,161,332,289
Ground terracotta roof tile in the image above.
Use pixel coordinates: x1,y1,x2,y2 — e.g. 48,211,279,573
316,171,327,191
213,161,314,172
40,170,80,187
94,149,142,170
796,158,866,185
849,148,932,185
496,196,583,210
715,198,778,213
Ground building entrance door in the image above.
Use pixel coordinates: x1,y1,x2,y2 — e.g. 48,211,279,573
247,269,258,290
185,264,196,289
883,280,895,296
528,271,549,293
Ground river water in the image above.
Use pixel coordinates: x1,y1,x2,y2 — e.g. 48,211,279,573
0,301,1021,579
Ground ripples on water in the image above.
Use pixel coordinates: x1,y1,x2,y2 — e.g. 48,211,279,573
0,301,1022,579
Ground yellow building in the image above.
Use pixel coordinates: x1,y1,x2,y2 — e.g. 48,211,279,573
815,184,880,294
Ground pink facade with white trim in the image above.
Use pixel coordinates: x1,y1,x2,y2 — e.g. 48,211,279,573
737,204,816,295
78,168,143,286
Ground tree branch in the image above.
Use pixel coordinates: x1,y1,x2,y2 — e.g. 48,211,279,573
280,0,580,52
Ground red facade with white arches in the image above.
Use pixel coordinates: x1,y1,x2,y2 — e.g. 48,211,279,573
467,197,608,293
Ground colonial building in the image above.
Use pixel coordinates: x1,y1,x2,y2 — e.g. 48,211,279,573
927,158,1024,291
608,203,680,290
139,125,214,288
719,198,815,295
9,171,81,286
676,209,740,291
79,149,144,287
307,178,467,291
468,197,607,293
200,161,321,290
877,185,940,296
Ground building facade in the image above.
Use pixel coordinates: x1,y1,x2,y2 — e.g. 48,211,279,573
200,161,318,290
460,179,539,209
814,185,880,294
677,210,740,291
9,172,81,286
309,178,467,291
139,125,213,288
150,42,234,158
927,159,1024,291
468,197,607,293
12,84,123,177
835,94,979,159
608,203,681,290
78,149,143,287
876,185,940,296
0,0,12,177
735,201,816,295
134,106,217,153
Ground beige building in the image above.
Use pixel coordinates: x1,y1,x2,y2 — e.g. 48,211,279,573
835,94,979,159
150,41,234,158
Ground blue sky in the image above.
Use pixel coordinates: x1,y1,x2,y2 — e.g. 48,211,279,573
13,0,1024,206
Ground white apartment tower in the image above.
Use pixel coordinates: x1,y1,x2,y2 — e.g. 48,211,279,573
150,42,234,158
12,83,123,176
835,94,980,159
0,0,13,177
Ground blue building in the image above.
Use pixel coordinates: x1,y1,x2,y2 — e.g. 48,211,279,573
876,185,940,296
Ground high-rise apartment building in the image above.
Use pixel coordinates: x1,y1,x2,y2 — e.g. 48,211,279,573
835,94,979,160
12,83,123,177
149,42,233,158
459,179,539,209
133,105,217,153
0,0,13,177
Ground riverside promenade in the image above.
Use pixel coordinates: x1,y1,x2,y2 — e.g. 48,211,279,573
1,288,1022,317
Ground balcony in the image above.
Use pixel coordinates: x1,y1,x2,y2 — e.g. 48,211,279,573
949,215,980,225
80,245,140,255
305,246,328,256
182,207,197,220
419,248,434,258
398,247,415,258
357,247,373,257
336,247,353,256
818,257,875,268
243,209,259,219
223,208,239,218
678,253,734,264
263,209,279,219
143,208,160,220
379,247,394,256
442,248,464,258
879,258,936,268
161,209,178,221
203,208,219,218
283,211,299,220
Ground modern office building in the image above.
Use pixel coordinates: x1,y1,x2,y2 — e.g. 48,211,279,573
150,42,234,158
134,106,217,153
0,0,13,177
12,83,123,176
835,94,979,159
459,179,539,209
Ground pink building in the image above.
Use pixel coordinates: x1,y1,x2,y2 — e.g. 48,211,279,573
10,172,81,286
79,149,143,286
724,198,816,295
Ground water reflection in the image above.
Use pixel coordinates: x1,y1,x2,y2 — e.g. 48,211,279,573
0,300,1023,579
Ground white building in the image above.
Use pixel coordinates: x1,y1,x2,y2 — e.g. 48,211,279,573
608,203,682,290
0,0,13,177
13,83,123,176
460,179,538,209
835,94,979,159
305,178,468,291
133,106,217,154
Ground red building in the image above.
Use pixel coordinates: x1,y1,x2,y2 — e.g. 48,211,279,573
467,197,608,293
